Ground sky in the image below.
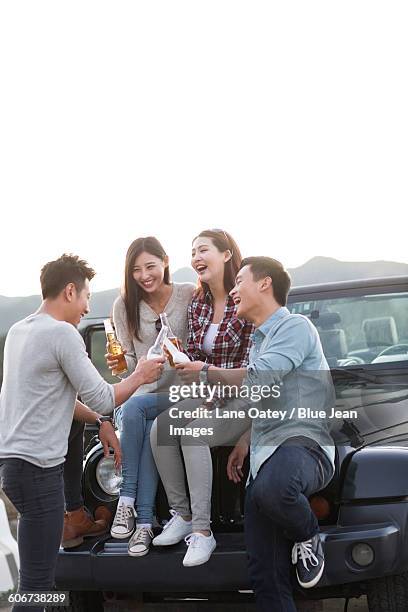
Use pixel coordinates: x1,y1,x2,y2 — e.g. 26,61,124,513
0,1,407,297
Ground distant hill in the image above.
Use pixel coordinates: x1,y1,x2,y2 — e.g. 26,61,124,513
0,295,43,335
290,257,408,286
0,258,407,335
171,267,198,284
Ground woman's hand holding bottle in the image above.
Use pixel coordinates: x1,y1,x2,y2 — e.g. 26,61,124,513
175,360,205,384
103,319,128,376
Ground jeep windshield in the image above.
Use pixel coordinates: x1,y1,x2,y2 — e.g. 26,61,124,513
288,287,408,368
287,281,408,446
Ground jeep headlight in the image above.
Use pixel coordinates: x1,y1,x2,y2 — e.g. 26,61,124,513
95,456,122,495
351,542,374,567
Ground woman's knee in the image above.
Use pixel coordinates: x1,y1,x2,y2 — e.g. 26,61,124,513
154,406,178,442
179,431,210,448
150,417,157,439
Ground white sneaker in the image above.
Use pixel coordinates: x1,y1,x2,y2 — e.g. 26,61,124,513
110,502,135,539
183,532,216,567
128,526,154,557
152,510,192,546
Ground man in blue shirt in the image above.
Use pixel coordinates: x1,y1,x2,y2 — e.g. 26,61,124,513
207,256,335,612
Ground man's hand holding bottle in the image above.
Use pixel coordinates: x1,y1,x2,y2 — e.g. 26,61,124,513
134,355,165,383
105,349,165,383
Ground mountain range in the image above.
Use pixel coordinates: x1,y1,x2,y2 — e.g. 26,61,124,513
0,257,407,335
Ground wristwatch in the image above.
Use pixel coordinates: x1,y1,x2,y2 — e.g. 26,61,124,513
96,416,113,429
199,363,211,384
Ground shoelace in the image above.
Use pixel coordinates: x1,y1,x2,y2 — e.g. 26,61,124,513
163,509,179,531
131,526,154,545
114,503,134,526
291,540,319,571
184,533,202,548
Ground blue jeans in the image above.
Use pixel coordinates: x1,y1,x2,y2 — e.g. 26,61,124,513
244,437,334,612
64,418,85,512
0,459,65,612
115,393,172,524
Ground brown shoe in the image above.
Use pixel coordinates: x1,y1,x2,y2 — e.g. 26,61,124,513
94,505,112,526
62,506,110,549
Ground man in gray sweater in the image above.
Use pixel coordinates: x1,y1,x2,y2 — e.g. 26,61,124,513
0,254,164,612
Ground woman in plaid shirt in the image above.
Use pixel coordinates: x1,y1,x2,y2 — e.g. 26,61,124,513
151,229,254,567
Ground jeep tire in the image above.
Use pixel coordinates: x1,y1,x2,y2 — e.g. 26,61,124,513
367,572,408,611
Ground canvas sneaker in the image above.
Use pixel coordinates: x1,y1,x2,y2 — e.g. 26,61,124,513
292,533,325,588
152,510,192,546
182,532,216,567
128,526,154,557
110,502,135,539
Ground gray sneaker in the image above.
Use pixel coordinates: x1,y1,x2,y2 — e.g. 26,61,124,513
110,502,135,539
128,526,154,557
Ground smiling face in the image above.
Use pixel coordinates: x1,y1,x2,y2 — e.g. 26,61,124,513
191,236,231,286
132,251,168,294
66,278,91,326
230,265,263,321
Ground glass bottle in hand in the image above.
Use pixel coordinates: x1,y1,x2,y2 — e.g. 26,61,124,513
104,319,128,376
147,325,168,359
160,312,182,367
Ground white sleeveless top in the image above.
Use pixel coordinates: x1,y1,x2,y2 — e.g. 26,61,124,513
202,323,219,355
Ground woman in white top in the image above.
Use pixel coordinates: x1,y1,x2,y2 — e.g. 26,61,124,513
150,229,254,568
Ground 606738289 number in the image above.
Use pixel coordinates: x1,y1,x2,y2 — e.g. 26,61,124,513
8,592,69,607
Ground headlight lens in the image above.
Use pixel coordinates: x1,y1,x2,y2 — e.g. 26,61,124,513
95,456,122,495
351,543,374,567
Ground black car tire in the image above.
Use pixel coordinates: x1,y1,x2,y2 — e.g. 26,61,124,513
47,590,104,612
367,572,408,611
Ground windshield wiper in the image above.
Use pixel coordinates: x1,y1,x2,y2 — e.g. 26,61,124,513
331,368,380,385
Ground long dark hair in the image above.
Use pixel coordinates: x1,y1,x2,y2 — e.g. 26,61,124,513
193,229,242,299
122,237,170,341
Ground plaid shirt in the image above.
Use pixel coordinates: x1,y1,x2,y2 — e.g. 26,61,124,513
186,291,254,368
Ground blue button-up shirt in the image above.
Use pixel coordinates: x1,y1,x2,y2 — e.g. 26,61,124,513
245,307,335,480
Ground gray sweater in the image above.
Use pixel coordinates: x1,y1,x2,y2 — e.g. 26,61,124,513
0,313,115,468
113,282,195,394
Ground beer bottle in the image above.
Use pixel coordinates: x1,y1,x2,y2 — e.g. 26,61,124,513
160,313,182,367
147,325,168,359
163,336,190,365
104,319,128,377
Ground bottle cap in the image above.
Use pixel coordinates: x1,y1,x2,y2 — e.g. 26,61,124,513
103,319,114,334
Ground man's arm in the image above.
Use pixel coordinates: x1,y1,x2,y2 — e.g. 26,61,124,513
240,317,314,391
73,399,102,424
207,366,247,386
56,325,164,414
102,357,165,408
208,318,313,388
112,364,158,407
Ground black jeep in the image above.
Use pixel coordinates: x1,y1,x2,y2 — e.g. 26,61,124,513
55,276,408,611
